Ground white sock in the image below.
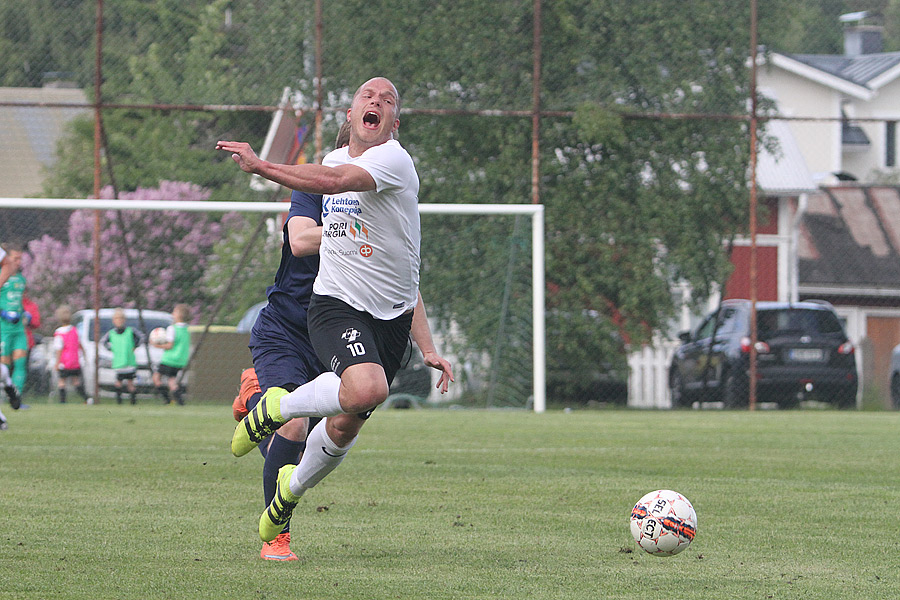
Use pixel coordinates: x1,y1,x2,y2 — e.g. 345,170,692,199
0,406,6,422
280,372,343,418
0,364,11,387
289,418,356,496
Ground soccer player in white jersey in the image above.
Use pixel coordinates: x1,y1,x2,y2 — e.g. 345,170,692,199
217,77,453,542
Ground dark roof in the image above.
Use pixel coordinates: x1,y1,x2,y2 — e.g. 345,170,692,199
787,52,900,87
799,187,900,290
842,122,870,146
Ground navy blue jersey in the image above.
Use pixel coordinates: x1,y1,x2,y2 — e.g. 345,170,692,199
250,190,326,391
264,190,322,325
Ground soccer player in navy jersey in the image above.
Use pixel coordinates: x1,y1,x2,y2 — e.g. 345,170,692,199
230,123,351,561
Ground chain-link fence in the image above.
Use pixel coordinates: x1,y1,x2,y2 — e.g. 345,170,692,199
2,1,900,409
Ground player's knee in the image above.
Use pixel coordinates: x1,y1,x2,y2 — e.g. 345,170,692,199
342,381,388,413
326,414,363,447
339,365,389,413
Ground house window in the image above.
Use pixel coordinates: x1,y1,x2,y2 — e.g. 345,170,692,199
887,121,897,167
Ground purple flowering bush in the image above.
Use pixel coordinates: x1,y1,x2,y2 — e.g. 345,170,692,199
23,181,226,326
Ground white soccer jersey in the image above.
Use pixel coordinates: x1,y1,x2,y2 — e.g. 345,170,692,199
314,139,421,320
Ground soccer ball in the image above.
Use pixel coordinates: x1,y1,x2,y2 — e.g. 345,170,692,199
149,327,168,346
630,489,697,556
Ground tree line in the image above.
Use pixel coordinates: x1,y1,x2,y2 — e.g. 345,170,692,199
4,0,894,402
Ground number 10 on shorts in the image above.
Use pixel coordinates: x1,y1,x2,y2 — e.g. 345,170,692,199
340,327,366,357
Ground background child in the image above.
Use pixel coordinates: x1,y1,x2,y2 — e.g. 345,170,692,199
100,308,142,405
53,304,92,404
151,303,191,405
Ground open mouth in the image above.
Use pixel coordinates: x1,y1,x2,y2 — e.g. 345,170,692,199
363,111,381,128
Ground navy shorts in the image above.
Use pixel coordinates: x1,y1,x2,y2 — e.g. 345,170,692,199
249,295,326,393
307,294,413,385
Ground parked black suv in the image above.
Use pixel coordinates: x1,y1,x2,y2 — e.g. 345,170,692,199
669,299,858,409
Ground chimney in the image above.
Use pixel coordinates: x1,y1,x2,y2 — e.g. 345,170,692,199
840,11,884,56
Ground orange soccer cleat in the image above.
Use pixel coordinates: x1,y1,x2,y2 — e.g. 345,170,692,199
260,531,298,561
232,368,261,422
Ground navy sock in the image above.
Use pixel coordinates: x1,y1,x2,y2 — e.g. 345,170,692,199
246,391,263,413
263,433,307,534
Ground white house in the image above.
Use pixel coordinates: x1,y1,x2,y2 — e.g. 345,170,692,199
0,84,88,198
0,84,89,244
757,20,900,184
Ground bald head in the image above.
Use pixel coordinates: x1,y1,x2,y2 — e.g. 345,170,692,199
347,77,402,152
353,77,401,118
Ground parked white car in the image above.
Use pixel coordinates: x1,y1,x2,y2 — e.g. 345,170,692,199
890,343,900,410
63,308,174,397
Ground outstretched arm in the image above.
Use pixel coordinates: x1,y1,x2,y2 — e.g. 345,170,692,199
410,292,454,394
215,141,376,195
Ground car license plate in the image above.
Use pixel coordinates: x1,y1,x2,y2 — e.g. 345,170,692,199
788,348,824,362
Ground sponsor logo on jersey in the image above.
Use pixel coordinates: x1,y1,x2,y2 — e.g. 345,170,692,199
325,222,348,238
350,219,369,239
322,197,361,218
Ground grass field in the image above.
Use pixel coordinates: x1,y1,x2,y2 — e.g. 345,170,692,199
1,402,899,599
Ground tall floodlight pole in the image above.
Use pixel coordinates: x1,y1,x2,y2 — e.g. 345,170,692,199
749,0,759,411
91,0,105,402
314,0,323,163
531,0,542,207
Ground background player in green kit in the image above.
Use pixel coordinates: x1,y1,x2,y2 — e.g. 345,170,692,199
0,247,22,412
151,304,191,405
0,244,29,395
100,308,143,405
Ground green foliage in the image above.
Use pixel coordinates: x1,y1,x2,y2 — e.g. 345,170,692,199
760,0,900,53
23,0,837,398
0,0,94,87
201,213,282,326
573,104,627,147
318,0,534,111
38,0,309,196
43,110,260,197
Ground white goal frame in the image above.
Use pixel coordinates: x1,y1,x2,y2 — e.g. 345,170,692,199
0,198,546,412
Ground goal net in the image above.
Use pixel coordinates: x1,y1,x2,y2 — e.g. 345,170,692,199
0,197,545,411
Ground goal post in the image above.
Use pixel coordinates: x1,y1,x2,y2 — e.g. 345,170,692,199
419,203,546,413
0,198,546,412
